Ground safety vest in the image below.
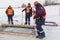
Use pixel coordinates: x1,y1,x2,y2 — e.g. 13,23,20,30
40,6,46,18
33,6,46,19
7,9,13,15
26,7,31,13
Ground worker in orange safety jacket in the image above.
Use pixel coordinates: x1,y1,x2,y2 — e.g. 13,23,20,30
6,5,14,24
22,3,32,25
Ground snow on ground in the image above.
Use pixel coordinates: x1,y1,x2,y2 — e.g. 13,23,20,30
0,5,60,40
0,34,41,40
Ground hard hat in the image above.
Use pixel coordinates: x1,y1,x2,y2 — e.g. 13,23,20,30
34,1,39,5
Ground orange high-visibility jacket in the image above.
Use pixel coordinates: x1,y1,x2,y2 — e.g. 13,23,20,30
6,8,14,15
25,7,31,13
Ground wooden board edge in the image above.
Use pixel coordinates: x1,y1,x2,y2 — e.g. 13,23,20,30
0,31,35,38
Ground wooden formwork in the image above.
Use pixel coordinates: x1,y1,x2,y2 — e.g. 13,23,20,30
1,21,58,29
0,31,35,37
0,21,58,37
1,24,35,29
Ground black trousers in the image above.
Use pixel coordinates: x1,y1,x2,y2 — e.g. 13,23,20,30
25,14,30,25
8,15,13,24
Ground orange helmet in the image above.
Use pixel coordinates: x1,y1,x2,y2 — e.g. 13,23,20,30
34,1,39,5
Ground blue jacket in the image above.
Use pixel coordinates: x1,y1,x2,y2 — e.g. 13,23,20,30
35,3,45,25
35,3,43,18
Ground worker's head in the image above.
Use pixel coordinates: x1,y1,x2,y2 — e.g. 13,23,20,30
8,5,12,9
28,3,31,7
34,1,39,6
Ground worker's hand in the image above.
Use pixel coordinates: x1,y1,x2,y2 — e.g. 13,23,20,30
33,16,37,19
22,10,24,12
33,15,40,19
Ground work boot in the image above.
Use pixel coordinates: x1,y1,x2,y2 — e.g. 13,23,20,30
12,23,13,24
24,23,27,25
28,21,30,25
28,23,30,25
36,36,39,38
39,32,45,39
39,35,45,39
11,21,13,24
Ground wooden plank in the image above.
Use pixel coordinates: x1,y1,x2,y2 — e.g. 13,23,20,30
1,24,35,29
1,21,58,30
0,31,35,37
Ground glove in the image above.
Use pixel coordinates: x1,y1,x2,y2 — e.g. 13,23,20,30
33,15,40,19
22,11,23,12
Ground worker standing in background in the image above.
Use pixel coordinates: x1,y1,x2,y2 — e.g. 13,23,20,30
6,5,14,24
33,1,46,39
22,3,32,25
